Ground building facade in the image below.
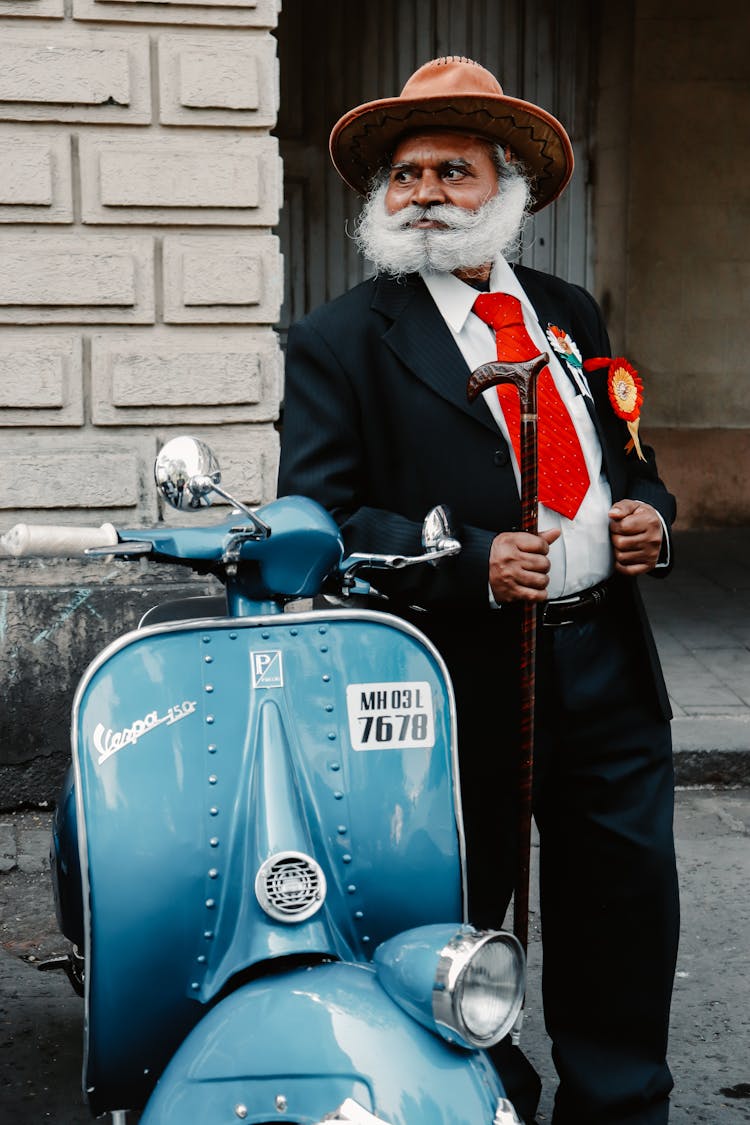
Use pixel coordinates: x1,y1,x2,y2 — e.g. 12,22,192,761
1,0,747,804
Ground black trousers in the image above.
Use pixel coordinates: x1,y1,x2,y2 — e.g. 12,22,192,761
426,599,680,1124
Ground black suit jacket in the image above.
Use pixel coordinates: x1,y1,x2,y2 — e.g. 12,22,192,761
278,265,675,719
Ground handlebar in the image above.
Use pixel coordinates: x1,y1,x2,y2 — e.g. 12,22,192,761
0,522,119,559
1,498,461,604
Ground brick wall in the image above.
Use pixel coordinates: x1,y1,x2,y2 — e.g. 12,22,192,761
0,0,283,806
628,0,750,527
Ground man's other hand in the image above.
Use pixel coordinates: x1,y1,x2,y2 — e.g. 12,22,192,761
609,500,664,575
489,529,561,603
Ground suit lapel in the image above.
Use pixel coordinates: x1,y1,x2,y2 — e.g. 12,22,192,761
370,269,626,498
372,275,500,437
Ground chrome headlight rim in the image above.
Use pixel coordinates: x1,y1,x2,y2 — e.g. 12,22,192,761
432,928,525,1049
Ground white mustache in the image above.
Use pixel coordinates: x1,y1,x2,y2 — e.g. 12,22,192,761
390,202,495,232
353,174,531,279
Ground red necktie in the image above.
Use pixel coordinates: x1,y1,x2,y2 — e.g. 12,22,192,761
472,292,590,520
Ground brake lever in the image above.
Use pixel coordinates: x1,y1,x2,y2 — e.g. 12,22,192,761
85,542,152,558
338,539,461,586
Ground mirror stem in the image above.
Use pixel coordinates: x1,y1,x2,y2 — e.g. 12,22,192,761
205,482,272,539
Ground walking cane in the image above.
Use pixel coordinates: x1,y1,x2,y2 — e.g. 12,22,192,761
467,352,548,964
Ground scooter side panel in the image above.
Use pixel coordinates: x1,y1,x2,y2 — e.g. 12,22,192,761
140,961,506,1125
74,609,463,1112
76,627,221,1110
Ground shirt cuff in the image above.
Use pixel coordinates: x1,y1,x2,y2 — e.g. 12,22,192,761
489,582,503,608
654,511,671,568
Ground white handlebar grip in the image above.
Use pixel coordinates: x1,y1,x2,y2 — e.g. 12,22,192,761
0,522,118,558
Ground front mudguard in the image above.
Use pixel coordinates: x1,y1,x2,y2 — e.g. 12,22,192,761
139,960,511,1125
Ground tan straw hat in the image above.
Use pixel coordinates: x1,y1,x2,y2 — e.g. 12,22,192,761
329,56,574,212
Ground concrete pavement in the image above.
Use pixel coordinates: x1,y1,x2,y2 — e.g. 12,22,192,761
643,528,750,784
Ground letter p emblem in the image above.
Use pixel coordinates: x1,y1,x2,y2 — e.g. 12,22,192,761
251,650,284,688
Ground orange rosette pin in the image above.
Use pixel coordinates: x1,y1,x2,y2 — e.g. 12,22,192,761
583,356,646,461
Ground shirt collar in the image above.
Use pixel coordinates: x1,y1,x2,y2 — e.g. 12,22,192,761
421,257,538,333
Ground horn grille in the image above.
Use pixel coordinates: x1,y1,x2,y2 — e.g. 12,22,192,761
255,851,327,923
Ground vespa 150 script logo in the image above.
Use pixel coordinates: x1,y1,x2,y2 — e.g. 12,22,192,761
93,700,198,765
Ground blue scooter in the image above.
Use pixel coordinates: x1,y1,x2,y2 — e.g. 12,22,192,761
3,437,524,1125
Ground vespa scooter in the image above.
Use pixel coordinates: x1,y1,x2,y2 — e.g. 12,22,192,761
2,436,525,1125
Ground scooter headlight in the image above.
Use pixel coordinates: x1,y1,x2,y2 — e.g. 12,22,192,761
433,928,524,1047
374,924,525,1050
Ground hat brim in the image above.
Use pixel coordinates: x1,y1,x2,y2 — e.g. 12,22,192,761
329,93,574,212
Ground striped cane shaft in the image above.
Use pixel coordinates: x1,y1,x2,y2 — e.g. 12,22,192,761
466,355,543,961
515,377,538,955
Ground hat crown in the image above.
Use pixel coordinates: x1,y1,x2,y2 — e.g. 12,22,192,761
399,56,505,100
328,55,573,210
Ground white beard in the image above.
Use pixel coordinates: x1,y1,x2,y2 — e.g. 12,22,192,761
353,172,531,278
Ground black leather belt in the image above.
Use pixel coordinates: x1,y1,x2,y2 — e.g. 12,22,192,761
541,578,613,628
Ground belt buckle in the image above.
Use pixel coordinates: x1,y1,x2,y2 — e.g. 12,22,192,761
542,593,581,628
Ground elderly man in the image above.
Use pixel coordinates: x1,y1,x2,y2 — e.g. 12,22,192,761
278,57,679,1125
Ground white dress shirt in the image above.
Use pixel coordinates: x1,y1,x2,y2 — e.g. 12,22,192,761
421,258,615,599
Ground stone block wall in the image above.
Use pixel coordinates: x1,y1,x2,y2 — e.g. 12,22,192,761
0,0,283,806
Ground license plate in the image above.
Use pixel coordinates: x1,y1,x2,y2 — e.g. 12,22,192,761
345,681,434,751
